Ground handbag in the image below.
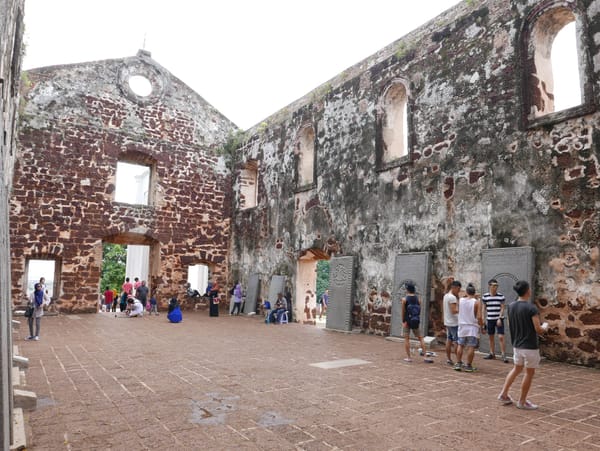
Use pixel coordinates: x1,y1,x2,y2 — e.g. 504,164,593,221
24,306,34,318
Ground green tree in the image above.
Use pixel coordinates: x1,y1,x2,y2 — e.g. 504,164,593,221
100,243,127,292
316,260,330,301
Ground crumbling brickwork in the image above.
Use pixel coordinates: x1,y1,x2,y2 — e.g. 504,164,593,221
231,0,600,366
11,50,237,313
0,0,25,447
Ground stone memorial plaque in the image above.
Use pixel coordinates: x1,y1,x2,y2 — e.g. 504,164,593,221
244,273,260,315
390,252,432,338
267,275,286,305
326,256,356,332
480,247,535,355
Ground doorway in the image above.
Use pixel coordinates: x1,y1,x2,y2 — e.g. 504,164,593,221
187,264,209,296
296,249,330,326
26,258,58,297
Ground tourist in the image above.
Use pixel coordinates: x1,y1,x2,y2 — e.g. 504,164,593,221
454,283,482,372
443,280,461,365
126,296,144,317
269,293,287,323
231,281,243,315
149,295,158,315
498,280,548,410
103,286,114,313
133,277,141,291
185,282,201,298
401,283,432,363
317,289,329,319
208,279,220,317
135,280,149,309
167,297,182,323
120,277,133,312
26,283,50,340
111,288,118,312
482,279,509,363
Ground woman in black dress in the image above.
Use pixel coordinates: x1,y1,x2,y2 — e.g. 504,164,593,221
207,280,220,317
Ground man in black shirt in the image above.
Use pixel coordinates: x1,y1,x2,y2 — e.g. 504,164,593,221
497,281,548,410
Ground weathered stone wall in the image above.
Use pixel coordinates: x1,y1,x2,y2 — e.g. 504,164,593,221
231,0,600,366
11,50,238,312
0,0,25,447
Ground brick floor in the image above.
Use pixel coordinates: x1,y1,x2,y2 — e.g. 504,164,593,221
16,312,600,450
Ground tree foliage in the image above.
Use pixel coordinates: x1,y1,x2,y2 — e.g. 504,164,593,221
100,243,126,293
316,260,330,300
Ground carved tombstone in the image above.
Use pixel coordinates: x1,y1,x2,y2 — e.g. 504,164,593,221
390,252,432,338
326,256,356,332
480,247,535,355
244,274,260,315
267,275,286,305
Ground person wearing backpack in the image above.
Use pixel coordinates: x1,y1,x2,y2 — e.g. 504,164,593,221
401,283,432,363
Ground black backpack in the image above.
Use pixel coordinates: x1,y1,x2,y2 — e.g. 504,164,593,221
406,297,421,329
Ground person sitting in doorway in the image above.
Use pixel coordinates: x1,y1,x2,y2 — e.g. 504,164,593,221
268,293,287,324
185,282,201,298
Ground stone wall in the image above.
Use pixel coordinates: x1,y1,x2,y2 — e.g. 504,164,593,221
231,0,600,366
11,50,238,313
0,0,25,447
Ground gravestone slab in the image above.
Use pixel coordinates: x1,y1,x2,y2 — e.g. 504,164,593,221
267,275,286,305
244,274,260,315
326,256,356,332
480,247,535,356
390,252,432,338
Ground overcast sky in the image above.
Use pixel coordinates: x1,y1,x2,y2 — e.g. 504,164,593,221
22,1,579,130
23,0,463,129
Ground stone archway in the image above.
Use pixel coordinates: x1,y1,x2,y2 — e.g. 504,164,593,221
295,247,330,325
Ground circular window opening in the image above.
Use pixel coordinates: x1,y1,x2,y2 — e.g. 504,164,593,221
128,75,153,97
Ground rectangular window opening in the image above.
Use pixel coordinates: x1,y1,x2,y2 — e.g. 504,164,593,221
115,161,151,205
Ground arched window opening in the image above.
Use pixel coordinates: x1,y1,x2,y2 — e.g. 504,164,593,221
239,160,258,209
381,82,408,164
296,126,315,188
551,21,581,112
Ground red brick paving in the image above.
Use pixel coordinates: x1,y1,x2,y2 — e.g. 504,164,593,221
16,311,600,450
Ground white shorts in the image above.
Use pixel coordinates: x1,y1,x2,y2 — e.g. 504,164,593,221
513,348,540,369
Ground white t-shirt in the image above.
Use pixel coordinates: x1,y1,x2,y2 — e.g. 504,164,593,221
443,292,458,327
458,296,479,338
130,300,144,317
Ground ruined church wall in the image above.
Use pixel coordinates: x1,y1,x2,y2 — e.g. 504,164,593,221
11,52,238,312
231,0,600,366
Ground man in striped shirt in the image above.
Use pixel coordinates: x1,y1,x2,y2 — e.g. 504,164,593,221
482,279,508,363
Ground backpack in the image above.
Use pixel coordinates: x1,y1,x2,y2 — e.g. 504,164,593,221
406,297,421,329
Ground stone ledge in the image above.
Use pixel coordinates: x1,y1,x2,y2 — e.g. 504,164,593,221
12,319,20,329
13,355,29,369
10,408,27,451
12,366,21,387
13,389,37,411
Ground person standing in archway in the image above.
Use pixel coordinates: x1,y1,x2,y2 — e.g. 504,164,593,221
482,279,508,363
231,281,243,315
135,280,149,310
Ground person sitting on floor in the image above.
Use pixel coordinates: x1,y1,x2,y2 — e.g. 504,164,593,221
167,297,182,323
126,296,144,317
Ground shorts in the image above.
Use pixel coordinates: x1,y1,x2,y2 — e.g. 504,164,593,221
513,348,540,369
487,318,505,335
446,326,459,342
403,327,421,338
457,336,478,347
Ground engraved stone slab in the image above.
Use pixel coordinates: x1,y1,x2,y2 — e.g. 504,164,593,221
244,274,260,315
267,275,286,305
480,247,535,355
326,256,356,332
390,252,432,338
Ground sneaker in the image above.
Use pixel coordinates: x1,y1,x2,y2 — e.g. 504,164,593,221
25,336,34,340
463,364,477,372
502,354,509,363
497,394,513,405
403,358,413,363
517,400,538,410
453,362,463,371
33,336,39,341
446,359,454,366
483,353,495,360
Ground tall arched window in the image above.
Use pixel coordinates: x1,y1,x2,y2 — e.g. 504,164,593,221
296,125,316,189
522,1,593,126
378,80,409,168
239,160,258,209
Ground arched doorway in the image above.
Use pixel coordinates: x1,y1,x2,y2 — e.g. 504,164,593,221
296,248,330,326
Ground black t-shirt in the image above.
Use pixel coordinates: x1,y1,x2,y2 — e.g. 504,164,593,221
136,285,149,302
507,300,539,349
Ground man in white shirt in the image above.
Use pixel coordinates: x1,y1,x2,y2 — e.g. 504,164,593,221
126,297,144,317
443,280,461,365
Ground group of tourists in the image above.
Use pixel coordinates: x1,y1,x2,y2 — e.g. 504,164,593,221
403,277,549,410
102,276,157,318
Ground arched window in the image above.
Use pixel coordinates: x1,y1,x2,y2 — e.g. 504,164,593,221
522,2,593,126
296,125,316,189
377,80,409,168
239,160,258,209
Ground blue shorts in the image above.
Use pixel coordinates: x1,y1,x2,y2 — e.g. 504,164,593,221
457,336,478,347
446,326,459,342
487,319,505,335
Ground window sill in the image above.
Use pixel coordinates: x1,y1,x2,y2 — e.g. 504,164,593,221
294,183,316,194
526,102,596,129
376,155,411,172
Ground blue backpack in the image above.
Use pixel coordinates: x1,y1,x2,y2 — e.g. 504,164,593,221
405,296,421,329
